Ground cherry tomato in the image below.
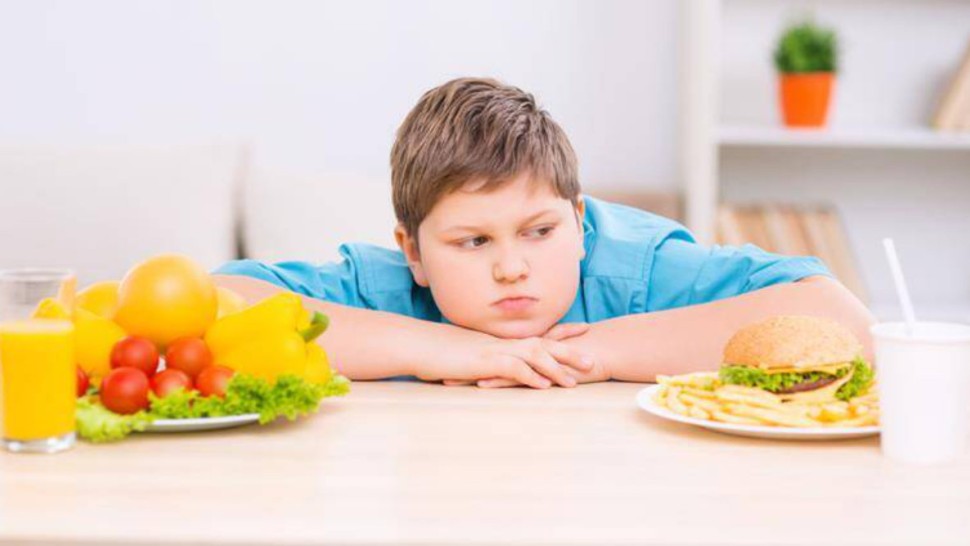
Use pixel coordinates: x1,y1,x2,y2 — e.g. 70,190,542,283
110,336,159,377
100,367,150,414
76,366,90,397
196,365,234,398
150,368,193,398
164,337,212,380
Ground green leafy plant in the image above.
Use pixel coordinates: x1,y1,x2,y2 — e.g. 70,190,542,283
774,20,838,73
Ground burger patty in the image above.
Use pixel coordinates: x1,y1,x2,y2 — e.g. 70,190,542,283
774,375,839,394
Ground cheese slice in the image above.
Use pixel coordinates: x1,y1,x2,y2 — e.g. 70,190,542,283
757,362,852,375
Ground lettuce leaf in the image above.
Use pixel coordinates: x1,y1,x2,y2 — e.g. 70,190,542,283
719,365,848,392
719,358,873,401
835,357,874,401
77,373,350,442
75,396,153,443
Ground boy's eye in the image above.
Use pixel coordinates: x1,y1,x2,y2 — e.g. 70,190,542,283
458,236,490,249
524,226,555,238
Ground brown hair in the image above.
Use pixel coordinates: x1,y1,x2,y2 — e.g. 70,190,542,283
390,77,580,238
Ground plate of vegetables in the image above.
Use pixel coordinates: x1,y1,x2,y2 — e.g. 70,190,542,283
73,301,349,442
46,256,352,443
77,372,350,441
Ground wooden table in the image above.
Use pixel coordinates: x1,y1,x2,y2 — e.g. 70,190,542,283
1,381,968,545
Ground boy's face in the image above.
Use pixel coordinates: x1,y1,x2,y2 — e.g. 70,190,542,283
396,173,585,339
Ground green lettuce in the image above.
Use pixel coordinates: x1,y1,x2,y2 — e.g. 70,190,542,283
719,365,849,392
75,397,153,443
149,373,350,424
77,373,350,442
835,357,874,401
719,357,873,401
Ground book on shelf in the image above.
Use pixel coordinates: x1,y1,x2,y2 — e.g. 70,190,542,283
716,203,869,303
932,38,970,131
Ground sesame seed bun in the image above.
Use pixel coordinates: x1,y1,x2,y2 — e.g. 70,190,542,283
723,315,863,371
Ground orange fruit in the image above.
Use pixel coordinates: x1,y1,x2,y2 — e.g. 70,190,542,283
113,254,217,349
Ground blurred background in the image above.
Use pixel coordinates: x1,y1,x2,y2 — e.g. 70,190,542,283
1,0,969,321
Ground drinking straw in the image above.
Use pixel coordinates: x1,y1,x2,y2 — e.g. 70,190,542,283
882,238,916,336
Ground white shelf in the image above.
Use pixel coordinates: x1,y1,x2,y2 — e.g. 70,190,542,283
719,125,970,151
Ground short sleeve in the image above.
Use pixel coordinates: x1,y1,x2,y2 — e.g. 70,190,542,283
213,244,441,321
213,252,365,308
646,239,833,312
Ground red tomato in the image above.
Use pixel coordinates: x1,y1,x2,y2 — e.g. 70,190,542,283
100,368,150,414
76,366,90,397
196,365,234,398
164,337,212,380
110,336,159,377
150,368,193,398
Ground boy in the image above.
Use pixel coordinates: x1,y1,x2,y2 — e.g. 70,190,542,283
214,77,874,389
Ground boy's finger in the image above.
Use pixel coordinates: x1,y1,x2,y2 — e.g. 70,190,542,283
477,378,520,388
519,345,577,388
543,322,589,341
500,357,552,389
542,339,595,372
443,379,475,386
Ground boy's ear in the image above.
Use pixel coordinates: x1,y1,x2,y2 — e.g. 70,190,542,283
394,224,430,287
575,196,587,260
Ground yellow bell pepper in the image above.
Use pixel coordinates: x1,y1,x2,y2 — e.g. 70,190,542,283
204,293,331,383
304,343,333,385
32,297,127,385
205,292,301,359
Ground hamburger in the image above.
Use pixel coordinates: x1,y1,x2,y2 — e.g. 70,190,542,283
719,315,874,403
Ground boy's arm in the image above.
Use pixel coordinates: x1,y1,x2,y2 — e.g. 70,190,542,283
563,275,876,383
212,275,593,386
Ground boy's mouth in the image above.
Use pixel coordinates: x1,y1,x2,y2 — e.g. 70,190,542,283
492,296,537,313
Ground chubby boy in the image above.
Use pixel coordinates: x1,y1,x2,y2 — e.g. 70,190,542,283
214,77,874,389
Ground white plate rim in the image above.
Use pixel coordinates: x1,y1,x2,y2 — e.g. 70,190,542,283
636,384,880,440
144,413,260,432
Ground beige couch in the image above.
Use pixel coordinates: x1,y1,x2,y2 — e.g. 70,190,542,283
0,144,397,285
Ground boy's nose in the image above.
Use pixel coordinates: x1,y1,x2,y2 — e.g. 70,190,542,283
493,254,529,283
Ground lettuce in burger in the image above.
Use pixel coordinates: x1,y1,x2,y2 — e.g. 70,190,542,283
718,315,874,403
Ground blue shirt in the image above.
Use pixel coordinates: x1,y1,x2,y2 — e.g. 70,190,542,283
214,196,831,322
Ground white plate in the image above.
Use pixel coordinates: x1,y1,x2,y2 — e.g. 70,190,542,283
144,414,260,432
636,385,880,440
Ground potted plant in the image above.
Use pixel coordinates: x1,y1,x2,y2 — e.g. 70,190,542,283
774,20,838,127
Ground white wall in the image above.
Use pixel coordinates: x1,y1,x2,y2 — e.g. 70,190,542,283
0,0,680,190
4,0,968,314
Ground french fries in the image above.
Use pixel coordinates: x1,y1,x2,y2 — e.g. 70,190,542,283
654,372,879,428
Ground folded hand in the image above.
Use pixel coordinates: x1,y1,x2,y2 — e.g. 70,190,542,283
442,323,602,389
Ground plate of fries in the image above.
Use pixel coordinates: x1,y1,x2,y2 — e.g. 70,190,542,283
637,372,880,440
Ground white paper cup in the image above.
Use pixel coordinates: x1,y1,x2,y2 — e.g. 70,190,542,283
872,322,970,464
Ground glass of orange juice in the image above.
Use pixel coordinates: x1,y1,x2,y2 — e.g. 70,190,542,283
0,268,77,454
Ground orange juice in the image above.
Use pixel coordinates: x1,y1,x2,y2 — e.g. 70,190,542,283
0,319,75,441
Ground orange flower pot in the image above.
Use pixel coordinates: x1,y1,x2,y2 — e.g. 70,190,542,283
778,72,834,128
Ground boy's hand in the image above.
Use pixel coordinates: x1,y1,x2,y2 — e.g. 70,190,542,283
442,323,597,389
475,323,609,388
